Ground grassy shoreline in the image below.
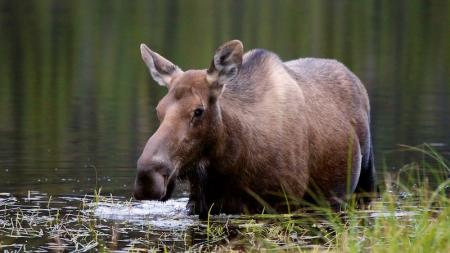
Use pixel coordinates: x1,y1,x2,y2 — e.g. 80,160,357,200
203,145,450,252
1,145,449,252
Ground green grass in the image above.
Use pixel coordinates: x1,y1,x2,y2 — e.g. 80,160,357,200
0,144,448,252
196,144,450,252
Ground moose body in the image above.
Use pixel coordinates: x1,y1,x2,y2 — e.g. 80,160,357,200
133,40,376,217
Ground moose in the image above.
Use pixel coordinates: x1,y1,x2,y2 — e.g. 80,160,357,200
133,40,376,217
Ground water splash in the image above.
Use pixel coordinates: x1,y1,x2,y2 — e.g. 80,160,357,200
93,197,196,229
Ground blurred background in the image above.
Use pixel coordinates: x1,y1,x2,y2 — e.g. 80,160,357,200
0,0,449,197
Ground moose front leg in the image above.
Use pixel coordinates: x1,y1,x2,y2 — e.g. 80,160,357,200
186,167,208,218
186,185,208,217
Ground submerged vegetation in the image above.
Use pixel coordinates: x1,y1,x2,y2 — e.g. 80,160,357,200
0,145,448,252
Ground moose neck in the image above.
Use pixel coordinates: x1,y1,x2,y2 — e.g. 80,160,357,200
208,102,252,175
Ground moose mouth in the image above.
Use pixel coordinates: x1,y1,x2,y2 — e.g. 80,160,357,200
160,175,176,201
134,156,202,202
133,164,178,201
133,177,176,201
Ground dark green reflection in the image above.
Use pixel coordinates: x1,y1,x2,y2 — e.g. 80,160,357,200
0,0,448,195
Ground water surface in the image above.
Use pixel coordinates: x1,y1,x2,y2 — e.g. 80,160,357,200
0,0,449,251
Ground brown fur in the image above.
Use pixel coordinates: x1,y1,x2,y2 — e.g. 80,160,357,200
134,41,376,217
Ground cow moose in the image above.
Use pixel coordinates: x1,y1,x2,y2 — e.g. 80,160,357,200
133,40,376,217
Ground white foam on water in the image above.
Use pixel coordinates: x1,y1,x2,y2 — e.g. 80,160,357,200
93,197,195,229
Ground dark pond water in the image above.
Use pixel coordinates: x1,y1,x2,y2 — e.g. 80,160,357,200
0,0,449,251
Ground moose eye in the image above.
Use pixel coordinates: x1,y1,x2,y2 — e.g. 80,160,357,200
193,108,204,118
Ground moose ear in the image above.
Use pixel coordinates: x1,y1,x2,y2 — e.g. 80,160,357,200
140,44,182,87
206,40,243,86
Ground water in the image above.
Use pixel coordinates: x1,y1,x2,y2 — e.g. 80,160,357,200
0,192,197,251
2,190,440,252
0,0,449,251
94,197,192,228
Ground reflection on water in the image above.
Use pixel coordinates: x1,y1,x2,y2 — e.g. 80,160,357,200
0,1,449,250
0,1,449,196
